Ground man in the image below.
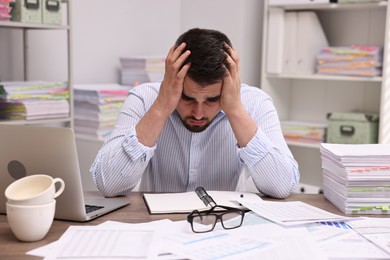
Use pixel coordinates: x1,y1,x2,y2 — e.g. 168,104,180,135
91,28,299,198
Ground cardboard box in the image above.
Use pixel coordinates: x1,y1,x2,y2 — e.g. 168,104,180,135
326,112,379,144
42,0,61,25
11,0,42,24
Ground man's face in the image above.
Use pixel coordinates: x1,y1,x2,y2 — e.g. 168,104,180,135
176,77,222,132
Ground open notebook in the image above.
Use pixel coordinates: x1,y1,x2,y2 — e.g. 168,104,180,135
143,191,263,214
0,124,129,222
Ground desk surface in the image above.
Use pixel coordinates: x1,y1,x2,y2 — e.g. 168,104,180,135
0,192,380,259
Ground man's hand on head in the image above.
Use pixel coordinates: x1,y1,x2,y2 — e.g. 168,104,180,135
156,42,191,117
220,43,243,116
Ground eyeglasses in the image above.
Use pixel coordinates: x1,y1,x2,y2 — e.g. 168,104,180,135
187,205,246,233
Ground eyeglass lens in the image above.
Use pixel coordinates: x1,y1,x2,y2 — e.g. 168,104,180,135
192,211,243,232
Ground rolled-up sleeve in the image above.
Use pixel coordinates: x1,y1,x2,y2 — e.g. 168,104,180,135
237,87,300,198
90,84,158,197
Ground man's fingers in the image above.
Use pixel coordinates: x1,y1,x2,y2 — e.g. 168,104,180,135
167,42,186,64
177,62,191,80
223,43,240,72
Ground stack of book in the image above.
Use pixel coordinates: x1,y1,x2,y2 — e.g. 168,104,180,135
320,143,390,214
0,0,13,21
281,121,326,144
0,81,69,120
119,56,165,87
316,45,383,77
74,84,132,141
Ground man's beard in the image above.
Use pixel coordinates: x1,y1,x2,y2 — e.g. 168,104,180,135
181,116,211,133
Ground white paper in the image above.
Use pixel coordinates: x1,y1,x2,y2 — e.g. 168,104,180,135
44,226,160,260
305,222,390,259
238,199,353,226
347,218,390,256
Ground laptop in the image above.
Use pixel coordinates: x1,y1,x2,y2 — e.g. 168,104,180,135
0,124,129,222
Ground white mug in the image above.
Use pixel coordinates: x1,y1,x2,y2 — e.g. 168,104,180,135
5,174,65,205
6,200,56,242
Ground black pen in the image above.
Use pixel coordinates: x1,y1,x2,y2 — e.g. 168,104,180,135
195,187,217,208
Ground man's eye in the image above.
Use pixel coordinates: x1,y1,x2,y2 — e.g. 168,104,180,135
181,94,193,101
207,96,220,103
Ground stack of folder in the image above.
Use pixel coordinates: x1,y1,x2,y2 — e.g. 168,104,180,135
0,81,69,120
320,143,390,214
74,84,132,141
266,10,329,75
281,121,326,144
119,56,165,87
0,0,13,21
316,45,383,77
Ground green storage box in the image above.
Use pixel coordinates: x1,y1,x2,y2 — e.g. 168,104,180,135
326,112,379,144
11,0,42,24
42,0,61,25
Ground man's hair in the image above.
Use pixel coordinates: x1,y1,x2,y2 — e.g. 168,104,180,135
175,28,233,85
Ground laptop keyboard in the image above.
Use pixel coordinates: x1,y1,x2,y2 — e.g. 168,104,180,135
85,204,104,214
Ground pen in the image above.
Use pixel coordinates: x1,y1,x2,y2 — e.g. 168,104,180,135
195,187,217,208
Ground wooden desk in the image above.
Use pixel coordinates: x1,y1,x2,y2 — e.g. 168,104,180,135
0,193,376,259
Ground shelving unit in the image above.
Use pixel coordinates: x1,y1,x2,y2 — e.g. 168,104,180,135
260,1,390,189
0,0,73,127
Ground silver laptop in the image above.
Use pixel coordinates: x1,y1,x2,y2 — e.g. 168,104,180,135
0,124,129,222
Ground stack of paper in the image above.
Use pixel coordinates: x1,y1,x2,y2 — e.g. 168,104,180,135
320,143,390,214
316,45,383,77
281,121,326,144
119,56,165,87
74,84,132,141
0,0,13,21
0,81,69,120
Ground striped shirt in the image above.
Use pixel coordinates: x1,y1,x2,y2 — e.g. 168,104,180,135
90,83,300,198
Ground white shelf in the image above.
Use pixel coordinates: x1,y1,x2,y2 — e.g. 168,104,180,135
261,0,389,188
0,117,72,125
0,21,69,30
271,1,387,11
0,1,73,127
266,73,382,82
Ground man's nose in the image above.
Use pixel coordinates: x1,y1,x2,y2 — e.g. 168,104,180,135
192,103,205,120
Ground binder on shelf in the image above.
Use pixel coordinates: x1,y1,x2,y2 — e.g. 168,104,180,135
266,8,285,74
295,11,329,75
269,0,330,6
282,11,298,74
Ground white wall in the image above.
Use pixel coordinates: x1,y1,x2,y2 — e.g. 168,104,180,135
180,0,263,86
0,0,264,191
70,0,263,86
0,0,263,85
71,0,182,84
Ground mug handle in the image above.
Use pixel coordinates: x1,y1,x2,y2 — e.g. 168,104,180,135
53,178,65,199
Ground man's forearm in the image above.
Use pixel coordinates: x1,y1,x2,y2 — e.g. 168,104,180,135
226,105,258,148
135,102,171,147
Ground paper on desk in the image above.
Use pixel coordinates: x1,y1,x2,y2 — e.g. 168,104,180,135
99,220,185,260
43,225,160,260
163,223,327,260
238,199,353,226
305,222,390,259
347,217,390,256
